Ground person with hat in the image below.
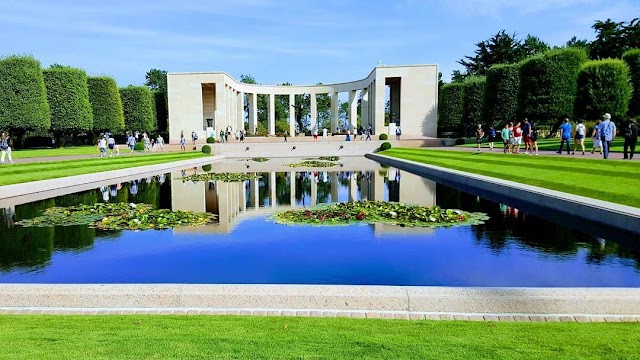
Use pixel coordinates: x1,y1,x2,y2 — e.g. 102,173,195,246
600,113,617,159
623,119,638,160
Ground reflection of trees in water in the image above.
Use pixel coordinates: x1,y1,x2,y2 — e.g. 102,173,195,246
436,184,640,268
275,173,291,205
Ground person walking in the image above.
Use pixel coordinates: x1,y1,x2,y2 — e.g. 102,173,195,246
522,118,532,155
107,135,116,157
239,129,245,143
365,126,372,141
488,125,496,151
600,113,617,159
98,135,107,158
345,128,351,141
127,132,136,155
322,127,328,142
283,130,288,142
143,133,151,152
219,129,225,143
191,131,197,145
531,123,539,155
179,132,186,151
475,124,484,151
571,120,586,155
360,126,365,140
500,124,510,153
156,134,164,151
623,119,638,159
395,126,402,140
0,132,14,165
557,118,572,155
313,128,318,141
512,121,523,154
591,119,603,155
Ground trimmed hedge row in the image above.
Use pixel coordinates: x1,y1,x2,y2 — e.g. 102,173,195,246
438,83,464,128
484,63,519,123
119,86,156,133
575,59,632,120
462,76,486,126
0,55,51,132
88,76,125,132
623,49,640,117
43,67,93,132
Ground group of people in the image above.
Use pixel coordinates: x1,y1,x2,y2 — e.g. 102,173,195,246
99,131,164,157
310,125,377,142
476,118,539,155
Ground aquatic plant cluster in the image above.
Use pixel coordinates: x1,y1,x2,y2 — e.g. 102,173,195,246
16,203,216,230
273,201,488,227
250,157,269,162
180,172,259,182
286,160,339,168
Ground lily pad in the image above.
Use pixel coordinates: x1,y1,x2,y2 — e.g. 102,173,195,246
179,172,259,182
251,157,269,162
271,200,489,228
286,160,339,168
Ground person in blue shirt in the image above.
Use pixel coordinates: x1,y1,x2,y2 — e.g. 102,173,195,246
557,118,572,154
488,125,496,151
600,113,617,159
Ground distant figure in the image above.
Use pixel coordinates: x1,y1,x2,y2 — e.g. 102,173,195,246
0,132,14,165
531,123,539,156
129,180,138,196
240,129,245,143
395,126,402,140
219,129,225,143
591,119,603,155
134,131,139,141
512,121,522,154
156,135,164,151
97,136,107,158
107,135,116,157
179,132,186,151
128,133,136,155
488,125,496,151
501,124,510,154
572,119,586,155
345,129,351,141
623,119,638,160
313,128,318,141
600,113,616,159
143,133,151,152
475,125,484,151
191,130,198,145
226,126,232,142
284,130,288,142
360,126,365,140
365,127,372,141
322,127,328,142
114,144,120,156
522,118,531,154
557,118,572,155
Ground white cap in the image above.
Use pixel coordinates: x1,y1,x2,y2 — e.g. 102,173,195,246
603,113,611,119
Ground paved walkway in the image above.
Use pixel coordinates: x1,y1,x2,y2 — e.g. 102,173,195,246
430,146,640,160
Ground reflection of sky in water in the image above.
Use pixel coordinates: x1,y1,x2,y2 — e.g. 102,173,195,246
0,167,638,286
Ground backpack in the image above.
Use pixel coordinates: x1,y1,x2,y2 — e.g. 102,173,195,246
396,127,401,135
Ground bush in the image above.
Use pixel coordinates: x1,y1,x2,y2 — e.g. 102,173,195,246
484,63,520,124
622,49,640,117
455,138,466,145
43,67,93,135
380,142,391,151
206,136,216,143
0,55,51,134
119,86,155,132
88,76,124,133
133,142,144,151
575,59,632,121
438,83,464,128
519,48,588,121
462,76,486,127
201,144,211,154
201,164,212,172
378,133,388,140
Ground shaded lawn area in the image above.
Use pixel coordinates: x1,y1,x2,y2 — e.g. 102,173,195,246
0,152,208,186
0,316,638,359
12,146,105,158
381,148,640,208
459,137,625,152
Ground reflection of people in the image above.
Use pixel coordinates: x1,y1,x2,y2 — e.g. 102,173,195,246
100,186,110,202
129,180,138,196
110,185,117,198
158,174,166,185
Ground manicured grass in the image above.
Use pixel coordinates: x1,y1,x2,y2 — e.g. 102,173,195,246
0,316,638,359
12,146,105,158
0,152,208,186
381,148,640,208
459,137,625,152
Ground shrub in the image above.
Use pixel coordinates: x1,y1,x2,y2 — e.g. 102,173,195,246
43,67,93,135
455,138,466,145
380,142,391,151
484,63,520,124
462,76,486,127
438,83,464,128
206,136,216,143
574,59,632,121
519,48,588,121
378,133,388,140
622,49,640,117
201,144,211,154
202,164,212,172
0,55,51,135
119,86,155,132
133,142,144,151
88,76,124,133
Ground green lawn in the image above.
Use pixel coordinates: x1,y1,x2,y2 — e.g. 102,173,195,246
381,148,640,208
11,146,104,158
0,152,208,186
459,137,625,152
0,316,638,359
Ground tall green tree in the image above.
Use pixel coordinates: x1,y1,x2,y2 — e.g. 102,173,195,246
520,35,550,58
119,86,155,132
565,36,591,51
144,68,167,93
484,63,520,124
462,76,486,127
88,76,125,133
622,49,640,117
144,69,168,133
574,59,632,120
42,66,93,144
438,83,465,130
458,30,522,76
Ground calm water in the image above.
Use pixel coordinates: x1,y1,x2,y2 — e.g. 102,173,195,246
1,162,639,286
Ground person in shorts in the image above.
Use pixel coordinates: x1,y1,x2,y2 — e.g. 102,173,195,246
127,133,136,155
500,124,510,153
572,119,586,155
522,118,532,155
313,128,318,141
475,124,484,151
512,121,523,154
107,135,116,157
487,125,496,151
180,132,186,151
156,134,164,151
97,136,107,158
530,123,539,155
591,119,603,154
0,132,14,164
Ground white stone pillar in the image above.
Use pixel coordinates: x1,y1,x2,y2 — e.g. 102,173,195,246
330,172,339,202
348,90,357,131
269,172,277,207
310,93,317,133
241,181,247,212
250,177,259,208
331,92,338,133
269,93,275,135
214,83,226,141
311,177,318,206
375,79,386,135
290,171,296,206
361,87,369,130
349,173,358,202
289,93,296,137
237,91,244,132
249,93,258,135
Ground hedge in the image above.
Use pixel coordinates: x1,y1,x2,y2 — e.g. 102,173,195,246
0,55,51,133
438,83,465,128
519,48,588,122
201,144,211,154
202,164,212,172
380,142,391,151
119,86,155,133
134,142,144,151
43,67,93,133
574,59,632,120
484,63,520,124
206,136,216,143
622,49,640,117
462,76,486,127
88,77,125,132
379,133,388,140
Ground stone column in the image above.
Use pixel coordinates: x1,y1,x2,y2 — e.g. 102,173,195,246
214,83,226,141
348,90,358,131
249,93,258,135
237,92,244,133
289,93,296,137
241,180,247,212
310,93,317,133
269,93,275,135
289,171,296,207
330,172,339,202
331,92,338,133
311,176,318,205
374,79,386,136
361,87,369,130
348,173,358,202
250,177,259,208
269,172,277,207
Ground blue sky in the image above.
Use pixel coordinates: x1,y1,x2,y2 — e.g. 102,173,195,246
1,0,639,87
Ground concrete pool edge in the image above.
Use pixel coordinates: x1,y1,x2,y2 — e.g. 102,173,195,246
0,285,639,320
366,153,640,236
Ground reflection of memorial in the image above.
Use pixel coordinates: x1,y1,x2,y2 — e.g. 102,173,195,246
171,168,437,235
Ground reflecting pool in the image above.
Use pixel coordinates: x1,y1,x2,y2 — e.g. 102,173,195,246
1,159,639,286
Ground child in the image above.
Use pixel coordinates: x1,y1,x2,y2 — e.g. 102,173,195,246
114,144,120,156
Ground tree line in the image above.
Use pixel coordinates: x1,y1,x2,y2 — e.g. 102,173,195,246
0,55,168,148
439,18,640,136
